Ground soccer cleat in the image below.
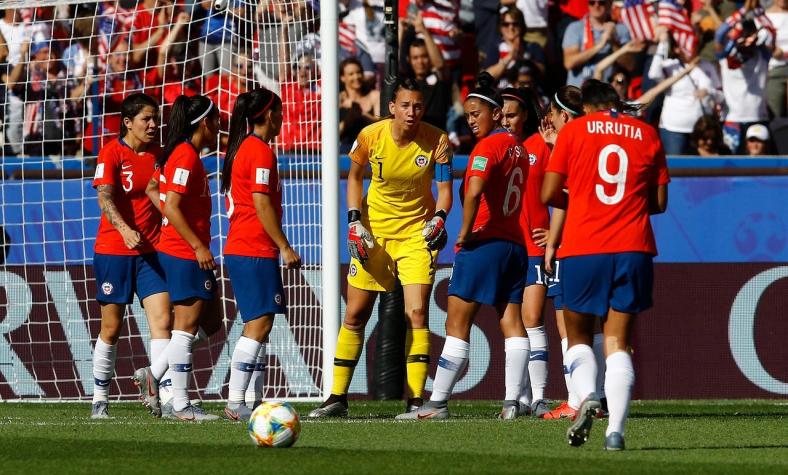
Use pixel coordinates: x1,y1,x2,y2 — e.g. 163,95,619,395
132,367,161,417
90,401,110,419
395,402,449,420
406,397,424,413
595,398,609,419
308,396,349,418
605,432,625,451
498,400,519,420
542,401,578,420
517,402,533,417
566,393,602,447
173,404,220,422
531,399,550,418
162,399,202,419
224,403,253,422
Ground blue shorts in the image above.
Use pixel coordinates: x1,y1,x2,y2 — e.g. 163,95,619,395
525,256,548,287
561,252,654,317
225,255,286,322
158,252,217,302
546,258,563,310
448,239,527,306
93,253,167,304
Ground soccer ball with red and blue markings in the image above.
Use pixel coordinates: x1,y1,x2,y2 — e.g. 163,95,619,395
248,401,301,448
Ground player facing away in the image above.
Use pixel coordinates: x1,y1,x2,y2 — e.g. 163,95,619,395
398,72,531,420
309,78,453,418
133,95,223,421
542,80,669,450
500,86,552,418
90,93,171,419
221,88,302,422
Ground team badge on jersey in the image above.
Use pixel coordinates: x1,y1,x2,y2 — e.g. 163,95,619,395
173,168,190,186
415,155,428,168
529,153,537,166
349,263,358,276
101,282,113,295
471,156,488,171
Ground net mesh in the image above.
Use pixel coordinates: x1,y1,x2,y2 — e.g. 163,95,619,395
0,0,325,401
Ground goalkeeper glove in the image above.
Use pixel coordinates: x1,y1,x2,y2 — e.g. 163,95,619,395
422,209,448,251
347,208,374,264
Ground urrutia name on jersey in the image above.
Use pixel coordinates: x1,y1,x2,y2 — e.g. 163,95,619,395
585,121,643,141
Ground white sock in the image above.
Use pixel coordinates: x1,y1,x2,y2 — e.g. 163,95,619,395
150,338,173,393
593,333,606,399
193,327,209,348
605,351,635,436
526,326,548,402
228,336,261,405
246,344,267,406
562,338,580,409
430,336,470,403
504,337,530,401
168,330,195,412
565,344,596,403
150,339,171,381
92,337,116,403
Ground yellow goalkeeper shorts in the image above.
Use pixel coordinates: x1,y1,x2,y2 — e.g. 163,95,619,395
347,234,438,292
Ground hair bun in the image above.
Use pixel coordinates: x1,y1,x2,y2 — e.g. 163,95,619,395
476,71,495,89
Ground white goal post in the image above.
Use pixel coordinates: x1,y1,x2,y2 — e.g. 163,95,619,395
0,0,339,402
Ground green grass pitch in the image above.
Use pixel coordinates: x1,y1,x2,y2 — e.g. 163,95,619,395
1,400,785,474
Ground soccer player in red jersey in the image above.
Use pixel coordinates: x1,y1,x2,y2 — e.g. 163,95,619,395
90,93,170,419
542,80,669,450
500,86,553,418
133,95,222,421
398,73,530,420
220,88,302,422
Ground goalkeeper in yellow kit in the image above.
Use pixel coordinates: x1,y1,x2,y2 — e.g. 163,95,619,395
309,78,453,418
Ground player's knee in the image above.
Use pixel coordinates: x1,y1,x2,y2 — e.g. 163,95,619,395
444,318,471,340
522,309,543,328
99,329,120,345
343,306,372,330
405,307,427,328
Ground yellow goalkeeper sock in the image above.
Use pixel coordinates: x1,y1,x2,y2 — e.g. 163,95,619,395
405,328,431,399
330,326,364,396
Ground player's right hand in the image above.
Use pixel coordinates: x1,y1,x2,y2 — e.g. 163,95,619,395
281,246,302,269
544,245,556,276
195,245,217,271
347,221,374,264
121,228,142,250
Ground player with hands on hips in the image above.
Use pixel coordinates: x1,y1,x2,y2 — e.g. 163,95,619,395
310,78,453,418
397,72,531,421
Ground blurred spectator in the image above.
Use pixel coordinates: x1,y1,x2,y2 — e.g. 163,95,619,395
339,57,380,153
648,28,723,155
3,40,27,155
401,13,453,130
504,59,548,105
593,39,646,93
486,6,546,86
342,0,386,74
407,0,462,71
744,123,772,155
690,114,730,156
0,9,30,66
766,0,788,117
197,0,240,75
715,3,774,153
562,0,630,87
339,4,377,81
278,15,321,152
501,0,549,46
692,0,724,62
473,0,501,68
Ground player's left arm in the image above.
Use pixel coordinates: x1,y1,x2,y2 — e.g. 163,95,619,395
253,193,302,269
649,184,668,215
145,175,162,213
541,172,567,209
649,141,670,215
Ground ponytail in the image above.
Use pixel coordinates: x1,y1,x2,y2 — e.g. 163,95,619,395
465,71,502,110
160,95,216,168
220,88,281,194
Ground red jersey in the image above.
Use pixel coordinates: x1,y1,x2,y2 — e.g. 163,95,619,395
546,111,670,258
93,138,161,255
157,142,212,260
464,130,528,247
520,133,551,257
224,135,283,258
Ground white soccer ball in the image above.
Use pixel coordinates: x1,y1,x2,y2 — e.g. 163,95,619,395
213,0,229,11
247,401,301,448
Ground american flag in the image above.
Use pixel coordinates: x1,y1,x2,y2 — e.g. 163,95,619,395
620,0,656,42
658,0,697,56
338,21,357,56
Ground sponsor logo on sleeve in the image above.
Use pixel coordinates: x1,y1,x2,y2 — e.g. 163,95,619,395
94,163,105,179
172,168,190,186
256,167,270,185
471,156,488,171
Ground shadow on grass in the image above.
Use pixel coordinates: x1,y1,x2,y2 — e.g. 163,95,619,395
630,412,788,419
637,444,788,451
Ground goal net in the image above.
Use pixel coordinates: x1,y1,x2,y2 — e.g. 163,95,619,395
0,0,337,401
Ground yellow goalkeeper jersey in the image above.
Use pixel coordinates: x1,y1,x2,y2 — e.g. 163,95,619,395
349,118,451,238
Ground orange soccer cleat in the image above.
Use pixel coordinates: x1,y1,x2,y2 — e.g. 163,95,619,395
541,401,578,420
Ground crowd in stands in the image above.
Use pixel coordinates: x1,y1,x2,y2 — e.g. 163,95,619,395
0,0,785,160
